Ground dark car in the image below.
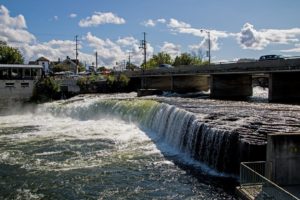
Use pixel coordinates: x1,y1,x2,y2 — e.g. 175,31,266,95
259,54,285,61
159,64,173,68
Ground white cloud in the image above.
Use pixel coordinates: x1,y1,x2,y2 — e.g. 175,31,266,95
79,12,125,27
142,18,167,27
0,5,35,44
167,18,191,29
85,32,154,66
157,18,166,24
0,5,26,29
53,16,58,21
160,42,181,58
238,23,300,50
13,39,94,65
166,18,230,55
69,13,77,18
143,19,155,27
281,43,300,53
189,36,220,52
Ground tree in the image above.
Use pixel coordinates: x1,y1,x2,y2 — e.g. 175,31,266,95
126,62,138,71
0,42,24,64
78,62,86,72
173,53,203,66
52,63,69,72
143,52,173,69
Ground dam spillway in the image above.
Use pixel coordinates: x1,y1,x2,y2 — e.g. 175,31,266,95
1,92,300,199
43,92,300,175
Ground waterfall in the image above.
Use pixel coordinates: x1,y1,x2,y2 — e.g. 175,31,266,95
43,99,242,175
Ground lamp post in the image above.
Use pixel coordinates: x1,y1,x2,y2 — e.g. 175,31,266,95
200,29,211,65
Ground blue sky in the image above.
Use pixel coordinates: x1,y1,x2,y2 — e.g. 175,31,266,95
1,0,300,67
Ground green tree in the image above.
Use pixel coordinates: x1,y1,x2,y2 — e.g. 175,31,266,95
52,63,69,72
32,77,60,102
98,66,107,72
78,62,86,72
0,42,24,64
173,53,203,66
143,52,173,69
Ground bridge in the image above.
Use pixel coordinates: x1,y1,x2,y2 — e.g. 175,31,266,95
124,57,300,103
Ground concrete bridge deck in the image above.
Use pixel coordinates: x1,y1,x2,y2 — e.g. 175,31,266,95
123,57,300,103
125,58,300,77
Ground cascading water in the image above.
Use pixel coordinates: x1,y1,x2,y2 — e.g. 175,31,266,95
0,96,237,199
44,98,241,175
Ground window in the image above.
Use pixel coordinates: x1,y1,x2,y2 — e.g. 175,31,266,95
21,82,29,87
5,82,15,87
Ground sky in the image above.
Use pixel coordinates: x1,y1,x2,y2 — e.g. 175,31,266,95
1,0,300,68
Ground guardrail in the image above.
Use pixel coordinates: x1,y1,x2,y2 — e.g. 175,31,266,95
240,161,299,200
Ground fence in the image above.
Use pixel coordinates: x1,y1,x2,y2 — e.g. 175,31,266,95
240,161,299,200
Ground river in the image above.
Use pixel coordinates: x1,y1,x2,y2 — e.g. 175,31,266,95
1,87,299,199
0,94,237,199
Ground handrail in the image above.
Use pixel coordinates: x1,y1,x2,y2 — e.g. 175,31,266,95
240,162,300,200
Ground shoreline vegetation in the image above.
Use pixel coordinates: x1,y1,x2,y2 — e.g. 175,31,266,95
31,74,131,103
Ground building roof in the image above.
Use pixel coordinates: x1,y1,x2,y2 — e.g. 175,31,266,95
36,57,50,62
0,64,43,69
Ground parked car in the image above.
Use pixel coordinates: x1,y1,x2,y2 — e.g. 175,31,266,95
159,64,174,68
259,55,285,61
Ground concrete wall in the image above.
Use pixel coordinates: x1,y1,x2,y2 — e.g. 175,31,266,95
0,80,36,101
56,79,80,93
143,76,173,90
266,134,300,186
173,75,209,93
269,72,300,103
142,75,209,92
210,74,252,99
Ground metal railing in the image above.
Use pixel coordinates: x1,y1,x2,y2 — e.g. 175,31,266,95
240,161,300,200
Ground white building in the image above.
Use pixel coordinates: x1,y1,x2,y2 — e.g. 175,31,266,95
0,64,42,104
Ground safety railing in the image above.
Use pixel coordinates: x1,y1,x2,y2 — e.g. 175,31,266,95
240,161,299,200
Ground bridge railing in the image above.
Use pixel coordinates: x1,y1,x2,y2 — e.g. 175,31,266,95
240,161,299,200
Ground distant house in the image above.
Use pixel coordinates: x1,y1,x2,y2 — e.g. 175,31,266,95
29,56,79,74
29,57,50,74
62,56,78,74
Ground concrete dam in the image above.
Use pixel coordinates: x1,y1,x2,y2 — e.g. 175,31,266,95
45,93,300,176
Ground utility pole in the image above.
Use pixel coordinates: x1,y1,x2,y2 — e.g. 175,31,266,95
139,32,147,89
208,31,211,65
139,32,147,69
95,51,98,72
200,29,211,65
128,51,131,70
75,35,79,74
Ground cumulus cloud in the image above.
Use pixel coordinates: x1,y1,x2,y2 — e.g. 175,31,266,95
85,32,154,66
79,12,125,27
157,18,166,24
0,5,35,44
0,5,27,28
143,19,155,27
168,18,191,29
69,13,77,18
160,42,181,58
281,43,300,53
142,18,167,27
166,18,230,55
238,23,300,50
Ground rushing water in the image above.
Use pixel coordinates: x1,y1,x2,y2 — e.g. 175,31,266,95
0,95,236,200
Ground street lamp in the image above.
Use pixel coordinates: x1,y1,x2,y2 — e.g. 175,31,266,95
200,29,211,65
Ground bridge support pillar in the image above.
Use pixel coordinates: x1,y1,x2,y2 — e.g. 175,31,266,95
173,75,209,93
210,74,252,99
269,72,300,103
143,76,173,90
